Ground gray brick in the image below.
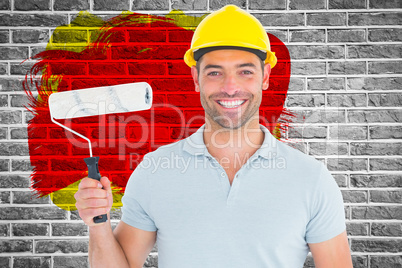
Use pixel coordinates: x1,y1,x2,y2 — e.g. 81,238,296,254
0,47,29,60
369,93,402,107
342,190,367,203
0,14,68,27
327,93,366,107
352,255,368,268
249,0,286,10
52,223,88,236
0,0,10,10
328,29,365,42
0,207,67,220
369,61,402,75
54,0,89,10
0,30,9,43
0,191,10,203
349,12,402,26
93,0,129,10
309,142,348,155
329,0,366,9
13,191,50,204
0,239,32,253
348,44,401,59
10,94,29,107
10,62,34,75
0,159,9,171
327,158,367,171
290,29,325,43
11,159,33,172
14,0,50,10
0,258,10,268
53,256,89,268
287,141,308,154
370,158,402,171
307,12,346,26
370,126,402,139
347,222,369,236
308,78,345,90
0,128,7,139
351,239,402,253
0,223,9,237
351,174,402,188
370,256,402,268
0,63,7,74
0,78,25,91
293,109,346,123
10,128,28,139
12,223,49,236
351,142,402,156
0,95,8,107
0,143,29,156
210,0,246,9
348,110,402,123
288,77,305,91
35,239,88,253
328,61,366,74
288,126,327,139
13,257,51,268
171,0,207,10
352,206,402,220
132,0,169,10
370,190,402,204
12,29,49,43
0,175,30,188
369,28,402,42
372,222,402,237
286,94,324,107
291,62,326,75
333,174,348,187
348,77,402,91
369,0,402,9
255,13,305,26
289,45,344,59
289,0,325,9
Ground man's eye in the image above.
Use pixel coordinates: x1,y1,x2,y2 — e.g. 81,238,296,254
208,71,219,76
242,70,253,75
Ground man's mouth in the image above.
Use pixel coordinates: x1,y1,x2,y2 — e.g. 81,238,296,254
216,99,246,109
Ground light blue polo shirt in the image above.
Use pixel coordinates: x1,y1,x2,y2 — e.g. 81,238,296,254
121,125,346,267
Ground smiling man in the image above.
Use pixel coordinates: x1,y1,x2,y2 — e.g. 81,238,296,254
74,5,353,268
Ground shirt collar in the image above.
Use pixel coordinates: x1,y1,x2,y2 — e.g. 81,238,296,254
182,124,278,160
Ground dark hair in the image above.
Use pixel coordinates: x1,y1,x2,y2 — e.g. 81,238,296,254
195,54,265,76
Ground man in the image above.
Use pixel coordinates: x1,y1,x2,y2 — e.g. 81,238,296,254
74,5,353,268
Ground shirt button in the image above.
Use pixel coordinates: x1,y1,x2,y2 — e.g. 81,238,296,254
221,172,225,177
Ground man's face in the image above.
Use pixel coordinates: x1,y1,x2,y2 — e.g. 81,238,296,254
191,49,271,130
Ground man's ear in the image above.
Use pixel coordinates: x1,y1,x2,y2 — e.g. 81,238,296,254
191,66,200,92
262,63,271,90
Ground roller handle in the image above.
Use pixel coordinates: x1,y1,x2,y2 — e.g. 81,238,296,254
84,156,108,224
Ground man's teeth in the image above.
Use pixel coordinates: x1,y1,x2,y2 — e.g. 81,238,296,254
217,100,245,108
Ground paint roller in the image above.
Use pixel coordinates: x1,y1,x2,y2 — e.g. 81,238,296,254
48,82,152,223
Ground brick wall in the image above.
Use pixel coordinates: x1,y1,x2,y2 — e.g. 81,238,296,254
0,0,401,267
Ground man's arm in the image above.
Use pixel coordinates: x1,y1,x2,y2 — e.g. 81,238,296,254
75,176,156,267
308,230,353,268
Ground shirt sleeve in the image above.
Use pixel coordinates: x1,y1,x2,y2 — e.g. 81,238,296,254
121,155,157,232
305,163,346,244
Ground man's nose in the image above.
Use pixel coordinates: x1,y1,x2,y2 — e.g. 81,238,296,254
221,74,240,96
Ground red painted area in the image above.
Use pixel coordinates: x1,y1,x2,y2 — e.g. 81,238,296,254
24,13,292,197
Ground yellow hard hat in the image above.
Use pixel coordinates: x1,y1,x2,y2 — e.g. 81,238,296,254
184,5,277,68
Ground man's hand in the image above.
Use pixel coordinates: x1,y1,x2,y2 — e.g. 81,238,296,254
74,176,113,226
